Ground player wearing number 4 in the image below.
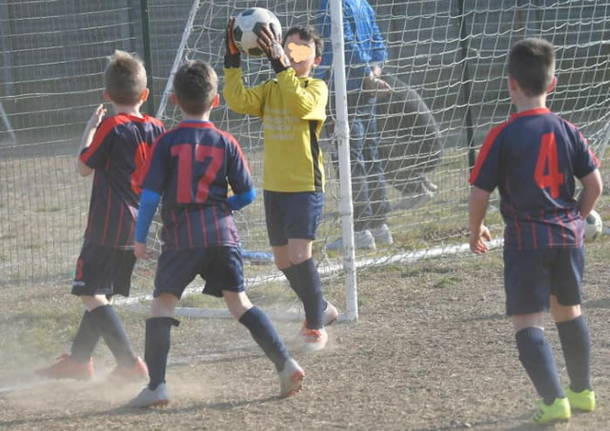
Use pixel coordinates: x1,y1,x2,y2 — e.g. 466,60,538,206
224,21,338,351
128,60,304,408
36,50,164,383
469,38,602,425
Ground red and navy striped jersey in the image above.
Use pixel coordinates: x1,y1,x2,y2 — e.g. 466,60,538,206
80,113,165,247
141,121,253,249
470,108,599,250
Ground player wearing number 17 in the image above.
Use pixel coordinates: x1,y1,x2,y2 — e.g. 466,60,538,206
128,60,304,408
469,38,602,424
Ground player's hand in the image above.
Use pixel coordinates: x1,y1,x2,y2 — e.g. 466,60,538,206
134,242,149,260
225,18,240,55
469,225,492,254
256,24,290,68
86,104,106,130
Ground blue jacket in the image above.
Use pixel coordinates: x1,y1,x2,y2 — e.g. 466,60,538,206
315,0,388,91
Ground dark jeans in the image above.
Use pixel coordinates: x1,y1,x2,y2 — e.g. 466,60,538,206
348,93,391,231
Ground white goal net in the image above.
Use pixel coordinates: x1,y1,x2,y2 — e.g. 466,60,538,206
151,0,610,318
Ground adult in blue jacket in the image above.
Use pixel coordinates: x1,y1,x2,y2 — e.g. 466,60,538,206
316,0,394,250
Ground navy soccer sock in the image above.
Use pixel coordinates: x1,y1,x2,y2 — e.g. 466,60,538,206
556,316,592,392
89,305,137,367
239,306,290,372
145,317,179,390
70,310,100,362
281,265,303,301
294,258,324,329
516,327,564,405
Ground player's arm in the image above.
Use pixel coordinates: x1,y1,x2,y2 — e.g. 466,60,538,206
468,186,492,254
227,188,256,211
76,104,106,176
134,139,168,259
577,168,602,218
225,134,256,211
134,188,161,259
223,18,265,117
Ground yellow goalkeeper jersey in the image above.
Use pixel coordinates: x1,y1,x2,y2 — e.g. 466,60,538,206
223,67,327,193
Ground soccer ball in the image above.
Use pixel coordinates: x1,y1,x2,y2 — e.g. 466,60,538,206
584,209,603,241
233,8,282,57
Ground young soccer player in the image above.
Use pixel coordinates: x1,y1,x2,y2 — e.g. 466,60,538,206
36,50,165,381
469,38,602,424
128,60,304,408
223,21,338,352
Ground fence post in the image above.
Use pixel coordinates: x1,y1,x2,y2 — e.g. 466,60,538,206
140,0,155,114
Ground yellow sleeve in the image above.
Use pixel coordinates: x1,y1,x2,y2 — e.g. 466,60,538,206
276,69,328,121
223,68,266,117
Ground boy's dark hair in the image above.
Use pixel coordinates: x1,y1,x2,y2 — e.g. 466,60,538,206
173,60,218,115
508,38,555,97
104,50,147,105
283,25,324,58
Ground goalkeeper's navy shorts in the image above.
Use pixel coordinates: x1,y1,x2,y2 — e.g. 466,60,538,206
503,246,584,316
263,190,324,246
71,241,136,297
153,246,244,299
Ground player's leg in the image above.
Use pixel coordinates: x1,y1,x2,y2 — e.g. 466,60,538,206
36,244,108,380
264,190,304,301
550,247,595,412
224,291,304,397
129,249,197,408
505,248,569,424
84,248,145,379
129,293,178,408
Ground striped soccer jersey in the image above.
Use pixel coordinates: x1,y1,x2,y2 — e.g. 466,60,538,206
80,113,165,247
470,108,599,250
141,121,253,250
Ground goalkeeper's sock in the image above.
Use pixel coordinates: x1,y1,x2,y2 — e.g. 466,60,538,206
294,258,324,329
144,317,179,390
557,316,592,392
281,265,303,301
90,305,137,367
70,310,100,362
239,306,290,372
516,327,564,405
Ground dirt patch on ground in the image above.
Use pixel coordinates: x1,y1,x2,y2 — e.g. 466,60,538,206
1,237,610,430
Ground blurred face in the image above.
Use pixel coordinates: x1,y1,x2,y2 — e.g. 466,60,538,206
284,33,320,77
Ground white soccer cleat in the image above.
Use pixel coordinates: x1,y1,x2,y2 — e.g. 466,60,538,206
278,358,304,397
128,383,170,408
369,223,394,245
298,327,329,353
325,230,376,251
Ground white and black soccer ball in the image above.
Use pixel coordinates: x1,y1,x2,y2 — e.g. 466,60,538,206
233,8,282,57
584,209,603,241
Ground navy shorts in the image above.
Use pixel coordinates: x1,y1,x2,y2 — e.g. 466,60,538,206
71,242,136,297
264,191,324,246
503,247,584,316
154,246,244,299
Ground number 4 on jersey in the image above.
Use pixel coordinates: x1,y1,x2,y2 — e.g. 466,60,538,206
534,132,564,198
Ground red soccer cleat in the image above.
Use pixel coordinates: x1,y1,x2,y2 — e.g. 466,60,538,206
109,356,149,383
35,354,94,380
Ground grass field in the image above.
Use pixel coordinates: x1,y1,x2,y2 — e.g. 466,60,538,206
1,231,610,430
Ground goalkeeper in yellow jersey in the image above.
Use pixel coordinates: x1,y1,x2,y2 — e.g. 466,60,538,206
224,20,338,351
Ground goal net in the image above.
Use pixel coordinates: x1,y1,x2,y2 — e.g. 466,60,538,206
150,0,610,318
